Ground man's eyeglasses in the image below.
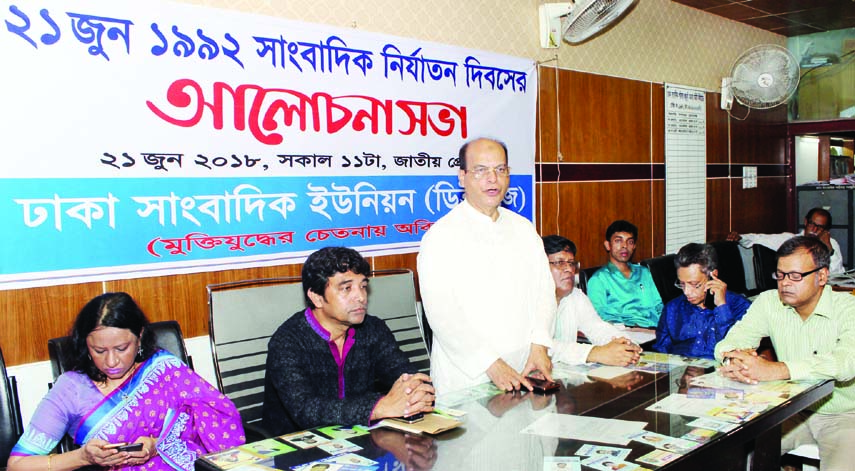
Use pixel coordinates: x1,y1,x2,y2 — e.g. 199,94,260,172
549,260,580,271
772,267,823,281
674,280,706,291
468,165,510,180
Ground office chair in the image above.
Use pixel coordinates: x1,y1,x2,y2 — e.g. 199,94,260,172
47,320,193,380
1,345,24,468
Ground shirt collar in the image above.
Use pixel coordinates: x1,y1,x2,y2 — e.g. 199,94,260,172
461,199,504,223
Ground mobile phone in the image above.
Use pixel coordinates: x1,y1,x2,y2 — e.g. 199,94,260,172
525,376,560,394
105,442,143,452
704,289,716,310
400,412,424,423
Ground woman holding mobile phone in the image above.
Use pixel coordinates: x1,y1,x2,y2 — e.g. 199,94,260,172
7,292,245,470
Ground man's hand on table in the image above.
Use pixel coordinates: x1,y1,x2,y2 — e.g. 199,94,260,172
719,349,789,384
522,344,553,381
371,373,435,420
486,358,531,392
588,337,642,366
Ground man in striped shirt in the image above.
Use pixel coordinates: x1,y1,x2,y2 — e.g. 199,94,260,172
715,236,855,471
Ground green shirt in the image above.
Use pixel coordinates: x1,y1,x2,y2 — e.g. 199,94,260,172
587,262,663,328
714,285,855,414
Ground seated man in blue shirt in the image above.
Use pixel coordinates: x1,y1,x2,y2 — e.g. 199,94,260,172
261,246,435,436
587,220,663,328
653,243,751,359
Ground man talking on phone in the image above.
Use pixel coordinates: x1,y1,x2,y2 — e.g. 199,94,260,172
262,247,434,436
652,243,751,359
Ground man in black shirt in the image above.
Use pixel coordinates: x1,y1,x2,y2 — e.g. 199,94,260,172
262,246,434,435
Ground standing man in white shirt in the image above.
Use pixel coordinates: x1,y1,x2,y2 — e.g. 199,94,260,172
543,235,641,366
418,137,556,395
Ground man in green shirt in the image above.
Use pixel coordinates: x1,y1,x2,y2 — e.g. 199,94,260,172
715,236,855,471
586,220,663,328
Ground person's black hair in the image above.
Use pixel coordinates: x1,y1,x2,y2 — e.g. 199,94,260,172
68,292,157,382
805,207,832,229
302,246,371,308
605,220,638,241
674,243,718,273
778,236,830,269
458,138,508,170
542,235,577,256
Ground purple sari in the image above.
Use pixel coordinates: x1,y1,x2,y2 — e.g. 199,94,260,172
11,350,245,470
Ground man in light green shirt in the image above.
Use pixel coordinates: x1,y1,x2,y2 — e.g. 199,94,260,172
715,236,855,471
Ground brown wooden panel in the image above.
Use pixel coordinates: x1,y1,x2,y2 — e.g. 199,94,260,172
707,92,730,165
730,106,787,165
652,84,665,164
558,69,651,163
0,283,102,366
707,178,732,241
538,181,654,268
107,264,304,340
537,65,558,163
730,176,790,234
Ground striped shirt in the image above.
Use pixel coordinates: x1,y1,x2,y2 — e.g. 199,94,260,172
714,285,855,414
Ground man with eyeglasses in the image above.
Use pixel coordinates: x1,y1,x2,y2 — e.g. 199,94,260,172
715,236,855,470
652,243,750,359
727,207,844,274
543,235,642,366
418,137,555,395
586,220,664,329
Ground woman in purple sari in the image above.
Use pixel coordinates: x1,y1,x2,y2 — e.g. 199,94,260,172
7,292,245,470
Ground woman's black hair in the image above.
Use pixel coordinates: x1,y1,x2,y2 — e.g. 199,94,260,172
67,292,157,382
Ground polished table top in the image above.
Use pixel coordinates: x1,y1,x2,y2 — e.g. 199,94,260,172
196,354,831,471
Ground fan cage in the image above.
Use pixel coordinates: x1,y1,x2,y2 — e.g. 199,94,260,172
562,0,637,44
729,44,800,110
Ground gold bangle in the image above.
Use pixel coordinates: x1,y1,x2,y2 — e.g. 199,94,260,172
47,453,53,471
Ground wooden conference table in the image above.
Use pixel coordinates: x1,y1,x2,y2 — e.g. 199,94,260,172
196,355,832,471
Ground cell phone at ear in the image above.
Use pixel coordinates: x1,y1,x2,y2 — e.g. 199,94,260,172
704,290,716,310
525,376,560,394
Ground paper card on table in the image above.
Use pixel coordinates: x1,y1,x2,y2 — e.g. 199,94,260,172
627,431,700,454
318,439,362,455
322,453,378,467
378,412,462,435
317,425,370,440
687,417,739,432
587,366,635,379
706,405,760,423
636,449,683,466
204,448,264,469
581,454,641,470
687,386,744,400
575,444,631,460
240,438,296,457
280,431,330,448
520,413,647,445
681,427,717,443
228,463,278,471
291,462,372,471
543,456,581,471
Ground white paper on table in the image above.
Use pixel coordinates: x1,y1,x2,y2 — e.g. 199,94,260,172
520,413,647,445
587,366,635,380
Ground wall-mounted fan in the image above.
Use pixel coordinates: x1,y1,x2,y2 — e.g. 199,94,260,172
539,0,638,48
721,44,800,116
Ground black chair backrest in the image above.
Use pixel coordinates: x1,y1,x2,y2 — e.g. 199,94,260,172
753,244,778,293
640,254,682,305
48,320,193,380
578,265,602,294
1,346,24,467
709,240,749,295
